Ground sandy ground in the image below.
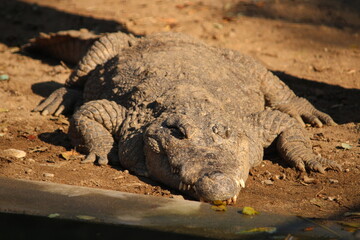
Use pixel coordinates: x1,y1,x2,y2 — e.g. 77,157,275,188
0,0,359,220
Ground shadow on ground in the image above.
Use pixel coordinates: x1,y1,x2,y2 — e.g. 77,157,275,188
0,0,131,47
31,81,63,98
30,73,360,125
227,0,360,30
274,71,360,124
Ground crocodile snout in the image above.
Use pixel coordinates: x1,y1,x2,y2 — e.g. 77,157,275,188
195,171,240,202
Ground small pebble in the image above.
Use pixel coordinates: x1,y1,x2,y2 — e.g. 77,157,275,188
113,175,125,180
123,170,129,174
273,175,280,180
25,169,33,174
344,168,350,173
0,74,9,81
303,175,317,184
43,173,54,178
2,149,26,158
327,196,336,201
329,179,339,184
27,158,35,163
263,180,274,185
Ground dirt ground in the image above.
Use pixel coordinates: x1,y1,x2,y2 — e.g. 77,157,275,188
0,0,359,220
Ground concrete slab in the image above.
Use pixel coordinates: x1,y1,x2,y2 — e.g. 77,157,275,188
0,176,356,239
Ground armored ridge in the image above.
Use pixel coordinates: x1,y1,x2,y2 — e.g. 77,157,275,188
33,31,341,203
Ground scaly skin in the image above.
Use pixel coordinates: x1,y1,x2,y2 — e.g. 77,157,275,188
33,31,341,203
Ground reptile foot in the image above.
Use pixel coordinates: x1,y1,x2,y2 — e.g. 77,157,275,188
275,97,337,128
33,87,82,116
81,152,109,165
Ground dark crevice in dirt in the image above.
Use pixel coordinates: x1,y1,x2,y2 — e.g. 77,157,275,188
0,0,132,47
274,71,360,124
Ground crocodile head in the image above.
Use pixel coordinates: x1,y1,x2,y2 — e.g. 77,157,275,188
143,84,251,203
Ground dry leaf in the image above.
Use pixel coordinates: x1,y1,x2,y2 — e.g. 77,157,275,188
310,198,325,208
27,134,37,141
211,205,227,211
242,206,259,215
76,215,96,220
237,227,276,234
29,146,48,153
344,212,360,217
338,221,360,229
303,226,315,232
60,150,81,160
213,200,224,205
340,143,352,150
211,200,227,211
48,213,60,218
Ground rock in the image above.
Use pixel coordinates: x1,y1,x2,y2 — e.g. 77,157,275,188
2,149,26,158
25,169,33,174
43,173,54,178
327,196,336,201
273,174,286,180
263,180,274,185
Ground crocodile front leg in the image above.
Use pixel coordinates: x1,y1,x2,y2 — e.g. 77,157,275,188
244,109,341,172
69,99,126,165
261,71,336,127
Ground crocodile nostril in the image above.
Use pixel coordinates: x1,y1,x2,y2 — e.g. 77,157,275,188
212,124,232,139
205,153,217,159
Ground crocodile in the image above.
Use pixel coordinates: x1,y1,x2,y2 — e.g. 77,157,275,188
32,31,341,203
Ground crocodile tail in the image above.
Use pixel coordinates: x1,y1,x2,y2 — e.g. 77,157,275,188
23,29,100,65
66,32,137,88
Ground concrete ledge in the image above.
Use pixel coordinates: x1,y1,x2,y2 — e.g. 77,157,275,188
0,177,355,239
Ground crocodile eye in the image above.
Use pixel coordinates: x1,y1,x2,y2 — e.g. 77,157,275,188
166,125,186,139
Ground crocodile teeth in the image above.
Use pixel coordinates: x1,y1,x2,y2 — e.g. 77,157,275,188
171,167,180,174
179,182,193,191
239,179,245,188
172,167,176,174
225,195,238,205
179,182,184,190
